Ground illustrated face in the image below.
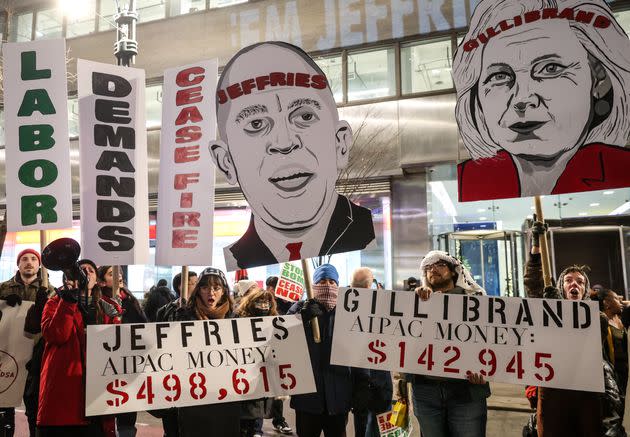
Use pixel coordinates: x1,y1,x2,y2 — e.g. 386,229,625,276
563,271,586,300
214,45,350,230
18,253,39,277
477,20,593,158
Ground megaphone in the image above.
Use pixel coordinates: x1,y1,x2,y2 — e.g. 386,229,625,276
42,238,87,291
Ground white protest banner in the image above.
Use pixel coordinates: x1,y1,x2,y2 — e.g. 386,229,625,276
155,60,217,265
0,301,34,407
331,288,604,392
78,60,149,265
275,262,304,302
86,315,316,415
3,39,73,232
377,411,412,437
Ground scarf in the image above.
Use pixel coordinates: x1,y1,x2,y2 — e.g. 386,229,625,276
313,283,338,311
194,295,230,320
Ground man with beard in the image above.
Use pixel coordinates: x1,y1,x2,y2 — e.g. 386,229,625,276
0,249,55,437
412,250,489,437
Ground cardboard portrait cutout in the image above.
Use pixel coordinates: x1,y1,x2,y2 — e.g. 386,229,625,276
453,0,630,201
211,42,375,271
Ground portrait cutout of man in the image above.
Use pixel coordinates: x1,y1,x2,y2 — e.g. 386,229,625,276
211,42,375,271
454,0,630,202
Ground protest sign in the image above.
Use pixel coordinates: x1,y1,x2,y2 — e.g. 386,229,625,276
78,60,149,265
331,288,604,392
155,60,217,266
275,262,304,302
86,315,316,415
454,0,630,201
3,39,73,232
377,411,412,437
0,301,34,407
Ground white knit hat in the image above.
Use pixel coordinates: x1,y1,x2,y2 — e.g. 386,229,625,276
234,280,258,298
420,250,486,295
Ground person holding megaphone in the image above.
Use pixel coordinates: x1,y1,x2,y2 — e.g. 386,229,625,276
35,238,116,437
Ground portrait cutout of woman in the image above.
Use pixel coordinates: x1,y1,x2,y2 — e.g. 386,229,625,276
454,0,630,201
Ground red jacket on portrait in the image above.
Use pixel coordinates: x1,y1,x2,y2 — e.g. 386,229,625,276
458,143,630,201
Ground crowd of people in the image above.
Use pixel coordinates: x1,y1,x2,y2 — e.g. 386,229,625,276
0,219,629,437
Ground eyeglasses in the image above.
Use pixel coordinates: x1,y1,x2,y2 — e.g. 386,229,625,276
202,284,224,293
424,262,449,272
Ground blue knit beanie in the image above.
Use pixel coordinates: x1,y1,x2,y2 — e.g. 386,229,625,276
313,264,339,285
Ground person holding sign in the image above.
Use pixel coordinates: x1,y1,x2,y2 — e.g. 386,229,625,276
412,251,490,437
288,264,369,437
0,249,55,437
172,267,240,437
453,0,630,201
524,222,602,436
210,41,375,270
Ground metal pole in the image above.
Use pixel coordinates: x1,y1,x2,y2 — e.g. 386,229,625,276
301,259,321,344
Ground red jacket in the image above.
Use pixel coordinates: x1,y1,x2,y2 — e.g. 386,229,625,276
458,143,630,201
38,296,87,426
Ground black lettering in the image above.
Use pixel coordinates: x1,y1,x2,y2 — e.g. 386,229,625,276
272,317,288,340
96,175,135,197
180,322,195,347
155,323,169,349
95,151,135,172
98,226,134,251
95,99,131,124
94,124,135,149
97,199,135,222
344,288,359,312
92,72,132,97
250,318,265,342
130,324,146,351
103,324,121,352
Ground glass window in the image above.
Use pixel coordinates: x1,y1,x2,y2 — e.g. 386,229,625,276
170,0,207,16
137,0,166,23
68,97,79,138
65,0,96,38
347,47,396,102
146,83,163,129
98,0,117,31
35,8,63,40
614,10,630,36
314,55,343,103
209,0,248,8
401,39,454,94
10,12,33,42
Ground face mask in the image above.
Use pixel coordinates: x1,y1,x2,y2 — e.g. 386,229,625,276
253,301,271,316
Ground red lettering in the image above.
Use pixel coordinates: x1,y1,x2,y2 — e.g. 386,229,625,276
514,14,523,26
176,87,203,106
558,8,574,20
227,83,243,99
176,67,205,87
241,79,256,95
498,20,513,31
175,126,202,143
593,15,611,28
477,32,488,44
295,73,310,87
310,75,327,90
174,145,200,163
175,107,203,125
256,75,271,91
172,212,201,227
180,192,193,208
172,229,198,248
217,89,228,105
542,8,558,19
286,73,295,86
174,173,200,189
575,10,594,24
524,10,540,23
463,40,479,52
486,27,500,38
270,72,287,87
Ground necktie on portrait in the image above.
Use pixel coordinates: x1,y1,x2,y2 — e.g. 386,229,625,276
286,242,303,261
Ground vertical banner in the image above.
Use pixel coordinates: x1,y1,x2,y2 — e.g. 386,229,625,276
3,39,73,232
155,60,218,266
0,302,34,407
275,262,304,302
78,60,149,265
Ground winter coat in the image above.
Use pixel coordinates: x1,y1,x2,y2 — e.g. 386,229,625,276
603,359,627,437
143,286,174,322
37,295,87,426
120,288,147,324
174,306,240,437
0,272,54,302
288,300,369,415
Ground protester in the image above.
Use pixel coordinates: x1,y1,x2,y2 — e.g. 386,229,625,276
288,263,369,437
598,288,629,395
349,267,393,437
405,276,418,292
267,275,293,316
236,287,278,437
37,259,116,437
233,279,258,307
413,250,489,437
0,248,55,437
97,266,146,437
525,221,602,436
143,284,175,322
156,271,198,323
174,267,240,437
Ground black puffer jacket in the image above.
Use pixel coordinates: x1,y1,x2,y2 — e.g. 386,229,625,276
603,359,627,437
143,286,174,322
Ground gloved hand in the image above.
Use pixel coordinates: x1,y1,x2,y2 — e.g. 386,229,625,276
24,287,49,335
300,299,324,320
543,285,561,299
59,288,80,304
530,218,548,248
0,293,22,307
